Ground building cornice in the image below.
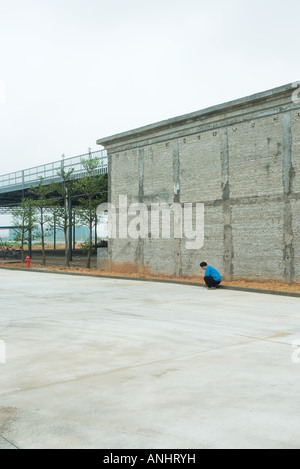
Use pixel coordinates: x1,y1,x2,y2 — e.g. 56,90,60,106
97,83,300,152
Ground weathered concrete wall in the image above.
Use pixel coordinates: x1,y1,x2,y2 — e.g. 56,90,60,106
97,84,300,282
97,247,108,269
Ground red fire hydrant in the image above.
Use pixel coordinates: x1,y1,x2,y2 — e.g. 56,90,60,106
25,256,31,269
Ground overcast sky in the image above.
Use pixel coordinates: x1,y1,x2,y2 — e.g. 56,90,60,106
0,0,299,176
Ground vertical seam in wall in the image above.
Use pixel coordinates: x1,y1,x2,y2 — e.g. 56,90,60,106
221,127,233,280
173,139,180,204
173,139,182,277
137,148,145,270
282,112,295,283
138,148,144,203
282,112,292,195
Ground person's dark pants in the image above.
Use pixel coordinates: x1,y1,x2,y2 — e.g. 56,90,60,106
204,276,221,288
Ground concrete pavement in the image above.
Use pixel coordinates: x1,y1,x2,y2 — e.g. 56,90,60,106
0,269,300,449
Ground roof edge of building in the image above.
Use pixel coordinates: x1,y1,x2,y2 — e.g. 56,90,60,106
97,83,297,151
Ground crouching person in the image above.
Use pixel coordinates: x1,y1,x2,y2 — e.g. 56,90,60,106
200,262,222,289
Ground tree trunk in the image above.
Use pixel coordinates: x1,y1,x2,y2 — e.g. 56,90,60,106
64,225,69,267
21,230,25,262
86,218,93,269
41,208,46,266
64,194,69,267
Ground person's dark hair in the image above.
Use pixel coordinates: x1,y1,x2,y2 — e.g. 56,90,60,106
200,262,207,267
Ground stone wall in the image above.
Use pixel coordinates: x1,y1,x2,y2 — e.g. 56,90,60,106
97,84,300,282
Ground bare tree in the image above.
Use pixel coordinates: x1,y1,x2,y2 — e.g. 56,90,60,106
74,154,107,268
11,199,36,261
29,178,56,266
54,156,75,267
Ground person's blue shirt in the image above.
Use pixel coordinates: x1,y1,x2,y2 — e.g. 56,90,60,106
205,265,221,282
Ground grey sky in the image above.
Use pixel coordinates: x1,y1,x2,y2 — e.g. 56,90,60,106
0,0,299,175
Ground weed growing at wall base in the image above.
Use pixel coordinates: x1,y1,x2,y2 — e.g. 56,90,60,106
98,195,205,250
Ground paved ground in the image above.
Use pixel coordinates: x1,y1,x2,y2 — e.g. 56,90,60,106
0,269,300,449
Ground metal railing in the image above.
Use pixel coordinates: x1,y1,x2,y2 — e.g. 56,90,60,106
0,149,108,194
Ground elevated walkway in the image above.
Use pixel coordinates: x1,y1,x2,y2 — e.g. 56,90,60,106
0,149,108,259
0,149,108,206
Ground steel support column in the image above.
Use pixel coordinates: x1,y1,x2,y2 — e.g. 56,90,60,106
95,213,97,252
53,216,56,250
68,198,72,262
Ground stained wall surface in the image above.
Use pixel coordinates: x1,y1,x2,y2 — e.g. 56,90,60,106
97,84,300,282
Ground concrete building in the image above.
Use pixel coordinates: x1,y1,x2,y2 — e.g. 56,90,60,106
97,83,300,283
